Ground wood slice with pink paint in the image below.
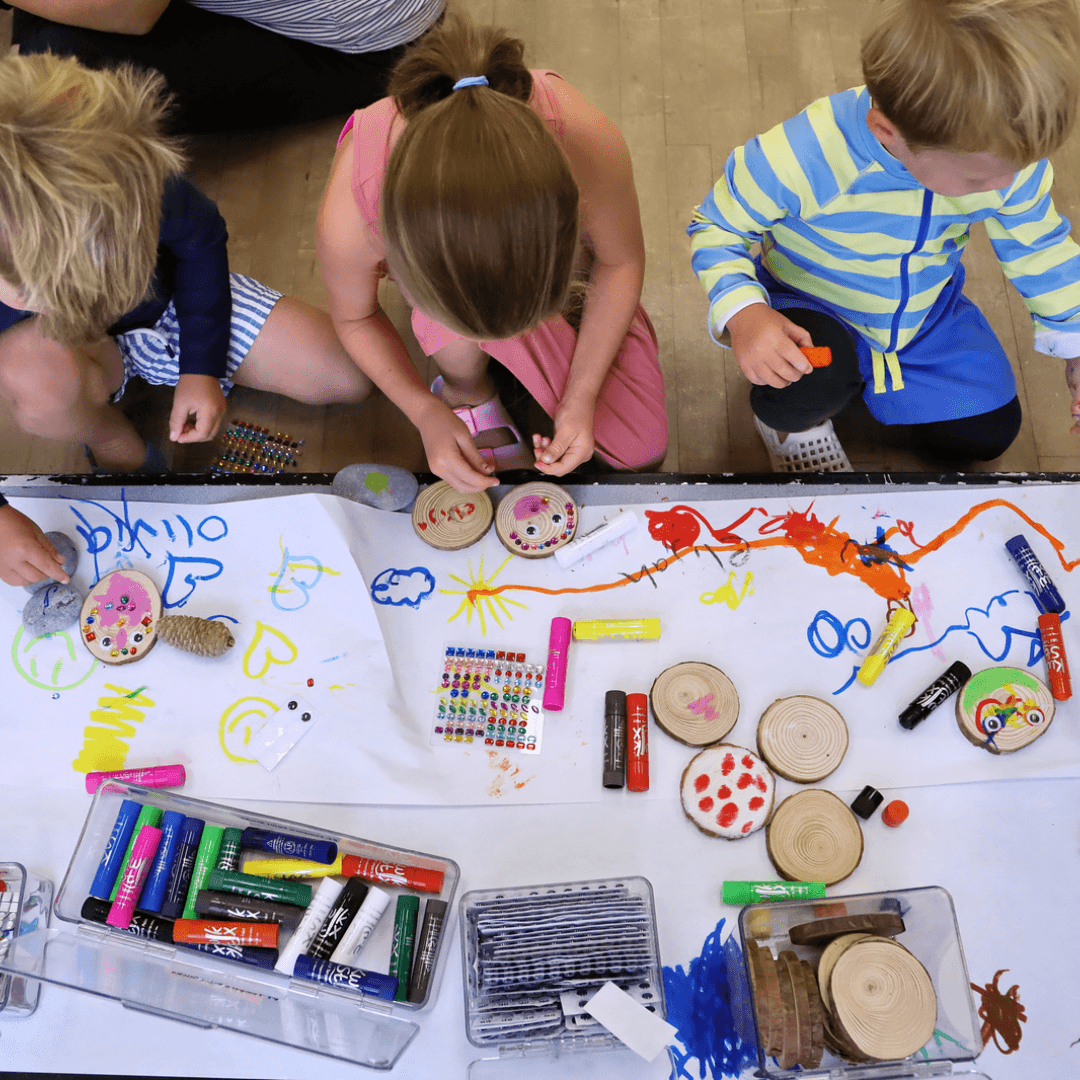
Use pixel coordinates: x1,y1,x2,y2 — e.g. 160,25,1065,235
955,665,1055,754
651,661,739,745
680,744,775,839
766,789,864,885
494,481,578,558
411,482,494,551
79,569,161,665
756,696,849,782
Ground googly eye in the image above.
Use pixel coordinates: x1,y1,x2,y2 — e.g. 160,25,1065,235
982,715,1002,733
133,632,144,643
525,524,539,537
551,513,563,525
1025,708,1045,727
101,637,112,647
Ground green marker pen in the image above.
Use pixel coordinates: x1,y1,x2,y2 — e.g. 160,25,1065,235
216,827,243,872
722,880,826,904
389,895,420,1002
108,804,163,901
182,824,224,919
206,868,313,907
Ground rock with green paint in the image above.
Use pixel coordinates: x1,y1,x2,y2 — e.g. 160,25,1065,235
331,464,418,512
955,665,1054,753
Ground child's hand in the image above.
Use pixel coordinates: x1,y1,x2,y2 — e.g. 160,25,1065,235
0,505,69,588
417,400,498,494
1068,358,1080,435
169,374,227,443
727,305,815,388
534,397,595,476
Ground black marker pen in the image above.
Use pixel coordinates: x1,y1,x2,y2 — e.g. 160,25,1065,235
407,898,447,1004
604,691,626,789
898,661,971,729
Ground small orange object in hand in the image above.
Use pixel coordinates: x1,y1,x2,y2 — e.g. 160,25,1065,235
800,346,833,368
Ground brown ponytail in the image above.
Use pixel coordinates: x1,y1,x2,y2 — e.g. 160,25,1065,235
381,13,579,341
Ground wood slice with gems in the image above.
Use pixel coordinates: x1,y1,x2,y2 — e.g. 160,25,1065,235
680,744,775,838
756,696,849,782
955,665,1055,754
494,481,578,558
411,482,494,551
766,789,864,885
651,661,739,745
79,569,161,665
827,938,937,1061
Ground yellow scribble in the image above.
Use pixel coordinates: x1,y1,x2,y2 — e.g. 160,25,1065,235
700,571,755,610
218,696,279,764
243,621,298,678
441,554,527,635
71,684,156,774
268,536,340,597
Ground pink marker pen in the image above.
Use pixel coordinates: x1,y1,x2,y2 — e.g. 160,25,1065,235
85,764,187,795
106,825,163,929
542,617,572,712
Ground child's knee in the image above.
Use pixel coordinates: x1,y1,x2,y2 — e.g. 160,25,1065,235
0,323,98,421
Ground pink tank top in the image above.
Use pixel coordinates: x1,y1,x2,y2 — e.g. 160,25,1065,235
344,70,566,251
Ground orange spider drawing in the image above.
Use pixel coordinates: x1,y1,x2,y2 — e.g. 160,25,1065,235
970,969,1027,1054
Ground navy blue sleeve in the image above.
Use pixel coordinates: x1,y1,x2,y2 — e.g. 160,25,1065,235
0,493,8,509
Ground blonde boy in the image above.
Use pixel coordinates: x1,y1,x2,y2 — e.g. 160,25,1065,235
689,0,1080,470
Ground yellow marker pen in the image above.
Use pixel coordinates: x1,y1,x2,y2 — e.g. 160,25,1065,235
857,608,915,686
572,618,661,641
240,854,345,879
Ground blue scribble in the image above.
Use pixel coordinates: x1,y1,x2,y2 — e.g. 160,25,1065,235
176,514,195,546
162,554,224,608
808,610,871,658
162,521,175,541
270,546,330,611
663,919,756,1079
833,665,861,695
197,516,228,542
205,614,239,623
370,567,436,610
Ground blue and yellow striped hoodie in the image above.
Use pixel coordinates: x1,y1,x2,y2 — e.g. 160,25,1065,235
688,87,1080,366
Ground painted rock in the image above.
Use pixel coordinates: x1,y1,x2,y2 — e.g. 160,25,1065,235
23,532,79,593
680,744,775,839
22,582,84,635
332,464,419,512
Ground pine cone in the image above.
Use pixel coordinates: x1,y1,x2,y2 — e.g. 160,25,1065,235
157,615,235,657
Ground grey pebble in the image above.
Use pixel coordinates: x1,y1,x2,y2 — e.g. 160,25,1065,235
332,464,418,512
22,532,79,593
22,583,85,635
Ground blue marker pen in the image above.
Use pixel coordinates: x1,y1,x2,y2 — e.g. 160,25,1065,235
1005,534,1066,614
160,817,204,919
89,799,141,900
178,942,279,970
291,954,397,1001
240,827,337,865
138,810,185,913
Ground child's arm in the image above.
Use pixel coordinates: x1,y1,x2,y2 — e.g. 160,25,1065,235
9,1,168,35
0,500,69,588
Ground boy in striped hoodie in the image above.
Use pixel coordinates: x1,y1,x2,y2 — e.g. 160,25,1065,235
689,0,1080,470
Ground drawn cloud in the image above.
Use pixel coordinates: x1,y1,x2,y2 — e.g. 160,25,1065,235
370,567,436,610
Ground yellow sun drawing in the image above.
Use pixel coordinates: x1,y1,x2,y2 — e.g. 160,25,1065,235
441,554,528,635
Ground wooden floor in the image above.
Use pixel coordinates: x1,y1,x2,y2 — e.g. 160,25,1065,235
3,0,1080,478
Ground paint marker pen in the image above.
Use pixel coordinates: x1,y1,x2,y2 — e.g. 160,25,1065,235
626,693,649,792
241,854,344,879
179,942,278,970
292,954,397,1002
194,890,305,931
182,824,224,919
138,809,185,913
1005,534,1065,614
89,799,141,899
107,825,163,928
216,827,244,872
329,885,390,967
407,898,448,1004
1039,613,1073,700
82,896,173,942
306,878,369,961
554,510,637,569
240,827,337,865
174,919,279,949
857,608,915,686
109,805,163,901
85,764,186,795
206,868,313,907
898,661,971,729
722,881,826,904
542,617,572,711
574,618,661,641
274,877,345,975
341,855,445,895
389,895,420,1002
160,816,204,918
603,691,627,789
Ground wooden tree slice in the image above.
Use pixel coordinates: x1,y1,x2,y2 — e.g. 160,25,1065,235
816,932,875,1014
775,948,799,1070
790,912,906,947
80,569,161,665
766,789,864,885
779,951,811,1069
745,940,779,1055
823,1008,873,1063
799,959,826,1069
756,696,849,782
680,745,774,839
651,661,740,745
411,482,494,550
955,665,1054,754
494,481,578,558
829,939,937,1061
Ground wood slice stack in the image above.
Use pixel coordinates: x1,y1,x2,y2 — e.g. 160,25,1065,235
650,661,739,745
765,789,864,885
412,482,494,550
756,696,849,782
954,665,1055,753
746,940,825,1069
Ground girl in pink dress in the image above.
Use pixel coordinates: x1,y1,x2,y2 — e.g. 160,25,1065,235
318,14,667,493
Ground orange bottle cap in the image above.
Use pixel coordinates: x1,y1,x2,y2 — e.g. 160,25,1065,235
882,800,909,828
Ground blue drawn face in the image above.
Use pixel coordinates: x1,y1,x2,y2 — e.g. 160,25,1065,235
371,567,436,609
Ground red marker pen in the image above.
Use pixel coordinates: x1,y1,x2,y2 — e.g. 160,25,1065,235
626,693,649,792
340,855,445,894
173,919,280,948
542,617,571,711
1039,613,1072,700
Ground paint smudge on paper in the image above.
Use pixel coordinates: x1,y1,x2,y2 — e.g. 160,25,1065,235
371,566,435,609
71,684,156,773
485,751,533,798
971,969,1026,1054
442,554,527,635
910,583,946,661
700,571,754,609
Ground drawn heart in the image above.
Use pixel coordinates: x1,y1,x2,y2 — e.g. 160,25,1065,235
242,621,298,679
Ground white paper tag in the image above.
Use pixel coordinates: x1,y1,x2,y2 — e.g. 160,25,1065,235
584,980,677,1062
250,695,318,770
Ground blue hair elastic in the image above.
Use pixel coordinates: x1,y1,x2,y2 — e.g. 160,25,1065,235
452,76,489,91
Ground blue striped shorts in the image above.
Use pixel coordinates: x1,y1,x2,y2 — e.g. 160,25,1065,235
112,273,282,401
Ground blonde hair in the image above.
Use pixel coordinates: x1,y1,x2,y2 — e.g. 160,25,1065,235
862,0,1080,161
0,52,185,344
382,13,579,340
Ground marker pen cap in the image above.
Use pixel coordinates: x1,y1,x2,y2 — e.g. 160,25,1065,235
194,889,305,930
179,942,278,970
273,876,345,975
329,885,390,966
292,954,398,1002
109,804,163,900
85,764,186,795
107,825,163,929
173,919,280,949
306,877,369,961
206,868,313,907
626,693,649,792
160,816,205,918
240,854,344,880
240,827,337,865
182,824,224,920
89,799,142,899
542,617,572,712
216,827,244,872
138,810,186,913
82,896,173,942
340,854,444,894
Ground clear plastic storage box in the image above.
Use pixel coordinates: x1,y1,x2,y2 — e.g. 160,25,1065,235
0,861,52,1019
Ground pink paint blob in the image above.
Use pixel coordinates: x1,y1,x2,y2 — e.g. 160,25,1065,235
512,494,546,521
91,574,153,651
910,582,946,661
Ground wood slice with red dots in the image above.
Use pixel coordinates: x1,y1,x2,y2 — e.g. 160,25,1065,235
766,789,864,885
679,744,775,839
756,695,849,782
651,661,740,745
411,482,493,551
494,481,578,558
955,665,1055,754
79,569,161,665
